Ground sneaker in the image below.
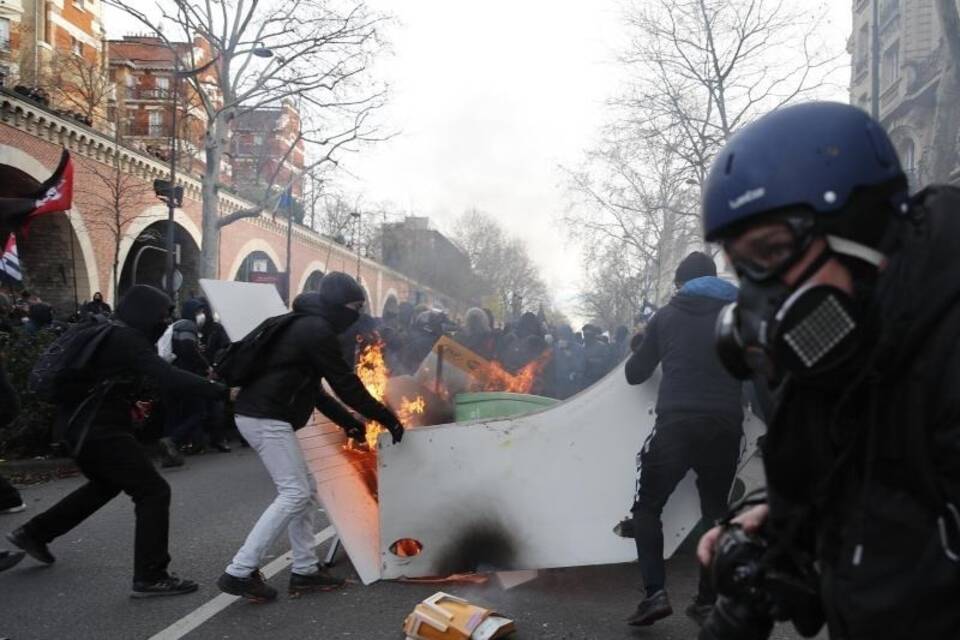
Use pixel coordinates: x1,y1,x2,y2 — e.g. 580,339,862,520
131,574,199,598
217,570,278,602
613,516,634,538
6,527,55,564
0,502,26,515
685,599,714,627
158,437,185,468
289,564,346,595
626,589,673,626
0,549,25,572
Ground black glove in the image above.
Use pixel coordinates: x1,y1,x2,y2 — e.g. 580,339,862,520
384,416,405,444
342,420,367,446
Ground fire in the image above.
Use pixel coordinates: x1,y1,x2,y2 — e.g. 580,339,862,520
475,352,552,395
354,340,425,449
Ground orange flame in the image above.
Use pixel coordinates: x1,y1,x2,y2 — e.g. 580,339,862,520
353,341,426,449
474,352,552,395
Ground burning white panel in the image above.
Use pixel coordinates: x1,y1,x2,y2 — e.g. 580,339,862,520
376,369,765,579
199,279,288,341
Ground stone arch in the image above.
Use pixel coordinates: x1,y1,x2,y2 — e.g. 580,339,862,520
296,260,327,294
116,218,203,304
0,144,100,303
381,288,400,318
109,204,202,304
227,238,284,283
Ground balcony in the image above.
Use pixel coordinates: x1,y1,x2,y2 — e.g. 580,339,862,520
124,122,171,138
126,87,172,101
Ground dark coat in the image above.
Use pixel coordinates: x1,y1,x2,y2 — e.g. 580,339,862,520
764,187,960,640
233,293,398,431
625,277,743,421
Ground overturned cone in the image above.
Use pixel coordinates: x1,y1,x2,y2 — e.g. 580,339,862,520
403,592,516,640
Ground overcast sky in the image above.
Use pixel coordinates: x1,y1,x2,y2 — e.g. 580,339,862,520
104,1,852,322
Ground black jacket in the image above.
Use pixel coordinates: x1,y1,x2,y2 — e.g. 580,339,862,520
626,279,743,421
234,293,397,431
764,187,960,640
172,299,208,375
64,286,226,441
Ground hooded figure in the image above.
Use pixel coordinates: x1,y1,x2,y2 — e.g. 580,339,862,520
82,292,111,318
502,311,548,373
581,323,612,387
548,324,585,400
219,272,403,602
23,302,53,335
454,307,495,360
7,284,226,597
622,255,743,626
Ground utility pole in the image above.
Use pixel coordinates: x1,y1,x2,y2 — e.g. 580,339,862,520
285,193,293,305
164,60,179,302
871,0,881,119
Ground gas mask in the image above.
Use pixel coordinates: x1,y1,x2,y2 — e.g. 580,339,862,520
716,234,884,381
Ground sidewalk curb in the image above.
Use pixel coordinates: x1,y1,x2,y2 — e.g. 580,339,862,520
0,457,79,484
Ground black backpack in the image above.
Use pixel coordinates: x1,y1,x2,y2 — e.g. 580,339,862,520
28,316,119,401
214,312,303,387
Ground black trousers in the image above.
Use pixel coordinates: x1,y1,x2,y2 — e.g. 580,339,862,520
0,475,22,509
24,432,172,582
632,413,741,600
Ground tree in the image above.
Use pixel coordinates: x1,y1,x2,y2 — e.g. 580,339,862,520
452,209,549,322
78,116,157,299
109,0,390,278
565,0,843,309
930,0,960,182
47,51,114,128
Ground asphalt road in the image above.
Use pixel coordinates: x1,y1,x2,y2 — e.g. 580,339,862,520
0,449,821,640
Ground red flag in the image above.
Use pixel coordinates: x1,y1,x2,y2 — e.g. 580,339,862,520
0,150,74,236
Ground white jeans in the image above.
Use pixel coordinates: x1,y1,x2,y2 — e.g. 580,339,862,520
226,416,320,577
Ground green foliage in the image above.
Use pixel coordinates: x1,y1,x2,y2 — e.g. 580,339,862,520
1,330,58,458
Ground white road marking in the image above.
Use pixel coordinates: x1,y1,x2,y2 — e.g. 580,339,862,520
147,525,337,640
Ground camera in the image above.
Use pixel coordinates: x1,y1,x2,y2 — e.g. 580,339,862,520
699,525,824,640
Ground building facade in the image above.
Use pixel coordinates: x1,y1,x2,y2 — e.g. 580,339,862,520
230,99,305,200
380,216,474,305
849,0,960,188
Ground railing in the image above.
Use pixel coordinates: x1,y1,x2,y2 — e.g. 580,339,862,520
128,87,172,100
123,122,171,138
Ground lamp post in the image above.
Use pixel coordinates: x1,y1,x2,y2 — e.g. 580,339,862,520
161,44,275,301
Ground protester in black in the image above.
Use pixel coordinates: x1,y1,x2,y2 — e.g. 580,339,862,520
82,292,111,317
697,102,960,640
218,272,404,602
624,251,743,627
5,285,227,597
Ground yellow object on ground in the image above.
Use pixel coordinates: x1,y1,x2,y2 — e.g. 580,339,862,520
403,592,516,640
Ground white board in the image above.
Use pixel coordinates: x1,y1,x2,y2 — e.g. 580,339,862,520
199,279,288,341
376,368,765,579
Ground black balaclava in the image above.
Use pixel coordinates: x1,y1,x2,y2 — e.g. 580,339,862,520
116,285,173,342
312,271,366,334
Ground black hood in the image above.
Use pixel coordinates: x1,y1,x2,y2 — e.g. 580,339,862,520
292,290,359,335
180,298,205,323
116,285,172,342
318,272,365,306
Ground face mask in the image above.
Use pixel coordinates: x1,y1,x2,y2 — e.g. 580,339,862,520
716,237,881,381
323,304,360,334
195,311,207,329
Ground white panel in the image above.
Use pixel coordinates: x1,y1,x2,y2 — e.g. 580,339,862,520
377,368,765,579
199,279,288,341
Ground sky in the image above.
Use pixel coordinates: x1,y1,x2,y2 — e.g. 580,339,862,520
103,1,853,323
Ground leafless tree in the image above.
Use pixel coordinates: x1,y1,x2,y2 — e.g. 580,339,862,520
931,0,960,182
47,51,114,128
452,209,550,322
108,0,391,279
77,148,156,300
564,0,843,309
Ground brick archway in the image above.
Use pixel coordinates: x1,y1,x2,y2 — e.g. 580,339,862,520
227,238,284,282
296,260,327,294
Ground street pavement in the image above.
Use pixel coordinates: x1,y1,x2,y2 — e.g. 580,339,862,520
0,449,821,640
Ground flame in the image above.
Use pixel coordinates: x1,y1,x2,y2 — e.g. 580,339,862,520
473,352,552,395
353,341,426,449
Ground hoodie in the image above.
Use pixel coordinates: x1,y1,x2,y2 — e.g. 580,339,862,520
234,291,398,431
625,275,743,420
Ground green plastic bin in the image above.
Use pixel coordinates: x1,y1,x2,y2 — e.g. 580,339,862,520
454,392,559,422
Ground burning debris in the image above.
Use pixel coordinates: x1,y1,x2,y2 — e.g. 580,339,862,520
403,592,516,640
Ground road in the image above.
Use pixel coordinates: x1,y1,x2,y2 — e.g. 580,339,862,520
0,449,819,640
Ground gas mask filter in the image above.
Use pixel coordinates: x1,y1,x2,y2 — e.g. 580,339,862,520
716,236,882,380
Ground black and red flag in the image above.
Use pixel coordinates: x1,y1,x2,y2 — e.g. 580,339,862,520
0,149,74,236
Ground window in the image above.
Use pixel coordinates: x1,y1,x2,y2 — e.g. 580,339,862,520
881,41,900,88
155,76,169,90
71,37,82,57
148,111,164,137
0,19,9,50
126,74,136,88
879,0,900,25
855,23,869,73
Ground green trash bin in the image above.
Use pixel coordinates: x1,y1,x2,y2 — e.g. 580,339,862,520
454,392,559,422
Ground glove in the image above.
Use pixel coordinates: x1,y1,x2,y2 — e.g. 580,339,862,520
384,416,405,444
343,421,367,446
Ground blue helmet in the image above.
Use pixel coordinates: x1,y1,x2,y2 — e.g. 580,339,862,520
701,102,907,241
